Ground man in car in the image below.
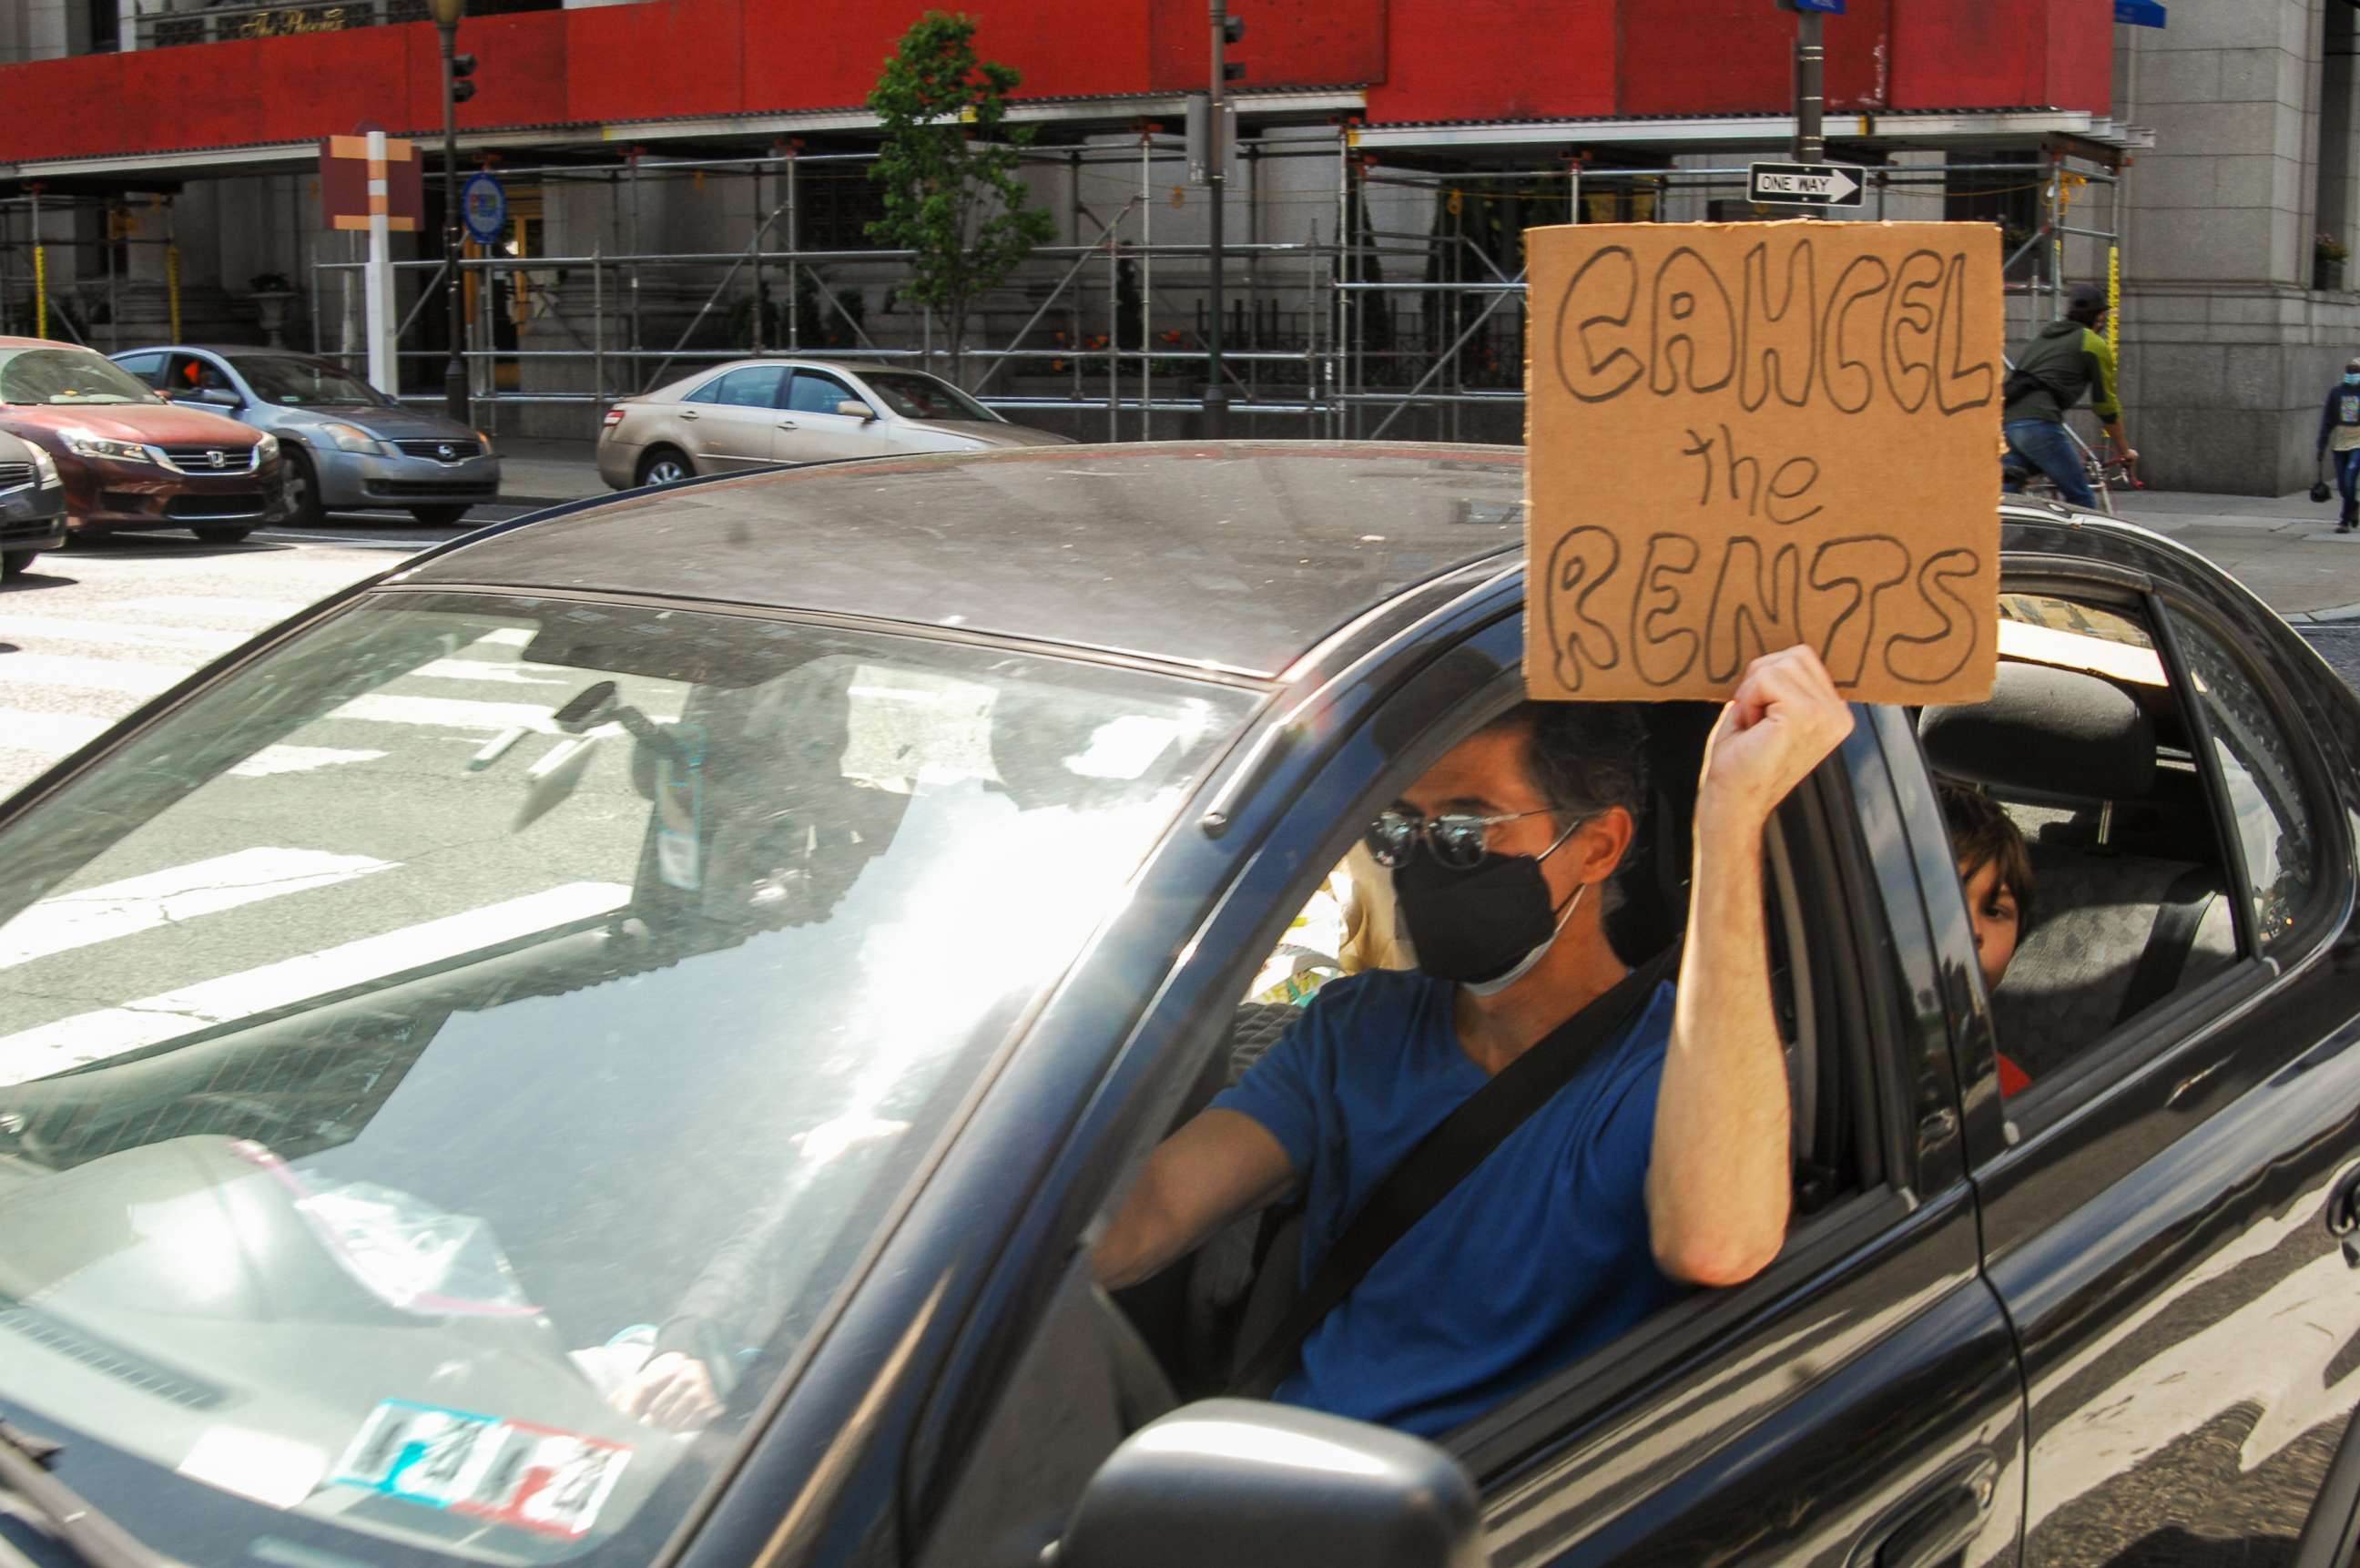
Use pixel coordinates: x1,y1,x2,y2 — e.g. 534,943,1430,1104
1092,647,1854,1438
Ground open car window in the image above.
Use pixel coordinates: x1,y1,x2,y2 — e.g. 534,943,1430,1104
1918,590,2247,1105
0,592,1251,1568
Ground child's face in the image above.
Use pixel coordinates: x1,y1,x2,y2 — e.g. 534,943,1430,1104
1959,856,2022,990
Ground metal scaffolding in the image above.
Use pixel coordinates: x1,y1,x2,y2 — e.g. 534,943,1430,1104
8,124,2125,448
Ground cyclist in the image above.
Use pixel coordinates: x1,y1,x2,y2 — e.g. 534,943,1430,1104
2001,283,2134,510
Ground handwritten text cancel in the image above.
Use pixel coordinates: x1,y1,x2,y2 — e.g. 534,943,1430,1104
1525,221,2003,706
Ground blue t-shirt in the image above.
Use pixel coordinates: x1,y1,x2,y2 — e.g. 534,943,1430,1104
1211,968,1683,1438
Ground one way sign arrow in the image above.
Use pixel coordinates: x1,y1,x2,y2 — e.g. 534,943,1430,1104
1748,160,1867,208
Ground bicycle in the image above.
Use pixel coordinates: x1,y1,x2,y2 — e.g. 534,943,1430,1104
2003,424,2140,515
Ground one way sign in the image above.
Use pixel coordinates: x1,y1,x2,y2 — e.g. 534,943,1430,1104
1748,160,1867,209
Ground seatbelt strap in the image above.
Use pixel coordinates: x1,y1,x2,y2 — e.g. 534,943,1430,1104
2114,868,2216,1026
1228,942,1681,1399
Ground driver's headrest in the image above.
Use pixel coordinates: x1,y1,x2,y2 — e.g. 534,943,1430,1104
1919,660,2154,804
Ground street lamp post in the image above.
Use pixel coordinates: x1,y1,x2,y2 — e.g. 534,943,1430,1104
427,0,468,424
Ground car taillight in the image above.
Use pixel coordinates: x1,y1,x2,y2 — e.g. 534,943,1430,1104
601,407,626,428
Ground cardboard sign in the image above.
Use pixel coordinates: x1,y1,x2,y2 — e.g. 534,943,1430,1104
1525,220,2002,705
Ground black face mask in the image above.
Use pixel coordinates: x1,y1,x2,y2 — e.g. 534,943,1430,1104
1391,822,1582,991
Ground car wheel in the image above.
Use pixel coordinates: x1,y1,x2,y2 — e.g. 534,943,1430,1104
410,505,473,528
637,448,693,487
1,548,34,582
283,447,326,527
192,525,253,545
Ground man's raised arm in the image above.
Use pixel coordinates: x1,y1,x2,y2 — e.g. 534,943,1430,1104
1647,646,1854,1288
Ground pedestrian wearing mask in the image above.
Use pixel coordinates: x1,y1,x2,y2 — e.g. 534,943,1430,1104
2316,358,2360,534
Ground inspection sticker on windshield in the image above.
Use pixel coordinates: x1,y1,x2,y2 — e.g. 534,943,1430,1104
331,1399,631,1538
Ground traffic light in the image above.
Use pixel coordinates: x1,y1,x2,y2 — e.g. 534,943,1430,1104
450,53,478,106
1221,12,1246,81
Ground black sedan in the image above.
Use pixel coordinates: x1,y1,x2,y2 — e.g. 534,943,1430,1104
0,445,2355,1568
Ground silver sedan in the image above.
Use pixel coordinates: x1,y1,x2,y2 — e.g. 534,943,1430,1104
110,347,500,528
596,358,1069,488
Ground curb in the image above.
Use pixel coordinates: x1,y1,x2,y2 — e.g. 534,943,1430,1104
2287,603,2360,626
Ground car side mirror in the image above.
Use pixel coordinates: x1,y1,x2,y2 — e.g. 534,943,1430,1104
836,399,876,422
1053,1400,1482,1568
186,387,242,410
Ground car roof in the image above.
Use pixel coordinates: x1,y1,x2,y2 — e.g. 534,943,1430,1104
399,443,1527,680
0,336,103,352
107,346,322,361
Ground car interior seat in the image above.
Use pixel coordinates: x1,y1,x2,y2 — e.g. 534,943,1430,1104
1919,661,2237,1081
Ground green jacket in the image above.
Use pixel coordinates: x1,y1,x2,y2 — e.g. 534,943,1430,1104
2005,318,2120,425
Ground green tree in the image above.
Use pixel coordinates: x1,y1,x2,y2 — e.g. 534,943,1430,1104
866,11,1053,385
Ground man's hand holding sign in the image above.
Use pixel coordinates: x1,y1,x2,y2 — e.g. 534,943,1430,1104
1527,220,2002,705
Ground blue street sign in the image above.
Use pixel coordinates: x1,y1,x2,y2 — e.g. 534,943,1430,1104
1781,0,1846,13
2115,0,2166,25
462,171,507,245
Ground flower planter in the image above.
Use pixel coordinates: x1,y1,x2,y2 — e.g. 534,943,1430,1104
2319,256,2348,293
253,290,296,347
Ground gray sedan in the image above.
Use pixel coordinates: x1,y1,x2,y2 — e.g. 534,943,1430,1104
596,357,1070,488
109,347,501,527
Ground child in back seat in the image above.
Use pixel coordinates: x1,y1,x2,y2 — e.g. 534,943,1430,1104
1939,783,2037,1095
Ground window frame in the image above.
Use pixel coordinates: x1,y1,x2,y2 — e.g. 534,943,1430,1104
1079,644,1899,1487
2150,585,2344,967
788,369,859,416
1917,565,2306,1161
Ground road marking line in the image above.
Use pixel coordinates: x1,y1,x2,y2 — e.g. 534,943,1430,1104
0,710,111,752
116,596,313,620
0,881,633,1084
0,653,197,695
0,616,244,652
0,847,395,969
229,745,387,779
414,658,567,687
329,692,563,733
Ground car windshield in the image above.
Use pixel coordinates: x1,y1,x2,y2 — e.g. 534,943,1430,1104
0,347,160,406
232,355,387,407
0,592,1248,1567
856,370,1003,423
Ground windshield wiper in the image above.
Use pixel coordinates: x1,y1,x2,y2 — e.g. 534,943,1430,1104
0,1421,170,1568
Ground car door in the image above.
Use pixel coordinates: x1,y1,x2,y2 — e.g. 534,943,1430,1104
894,600,2029,1568
1921,535,2360,1566
776,368,890,462
676,363,789,471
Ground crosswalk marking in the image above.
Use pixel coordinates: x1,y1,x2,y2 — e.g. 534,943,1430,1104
229,745,388,779
415,658,568,687
331,692,571,734
0,616,245,652
0,881,634,1084
0,847,395,969
0,710,111,753
0,653,199,695
117,595,312,620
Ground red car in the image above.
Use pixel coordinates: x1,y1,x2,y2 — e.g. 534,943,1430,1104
0,336,290,543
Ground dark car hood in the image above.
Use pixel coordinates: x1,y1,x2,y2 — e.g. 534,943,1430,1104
0,402,259,445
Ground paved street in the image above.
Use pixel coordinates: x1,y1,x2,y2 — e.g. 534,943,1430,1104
0,499,561,798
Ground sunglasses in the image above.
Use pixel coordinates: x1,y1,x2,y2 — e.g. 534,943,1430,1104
1363,806,1587,871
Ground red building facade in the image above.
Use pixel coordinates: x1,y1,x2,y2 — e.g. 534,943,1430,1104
0,0,2111,167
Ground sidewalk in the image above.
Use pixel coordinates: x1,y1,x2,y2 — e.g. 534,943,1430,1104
486,436,2360,624
494,436,609,506
2109,490,2360,622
